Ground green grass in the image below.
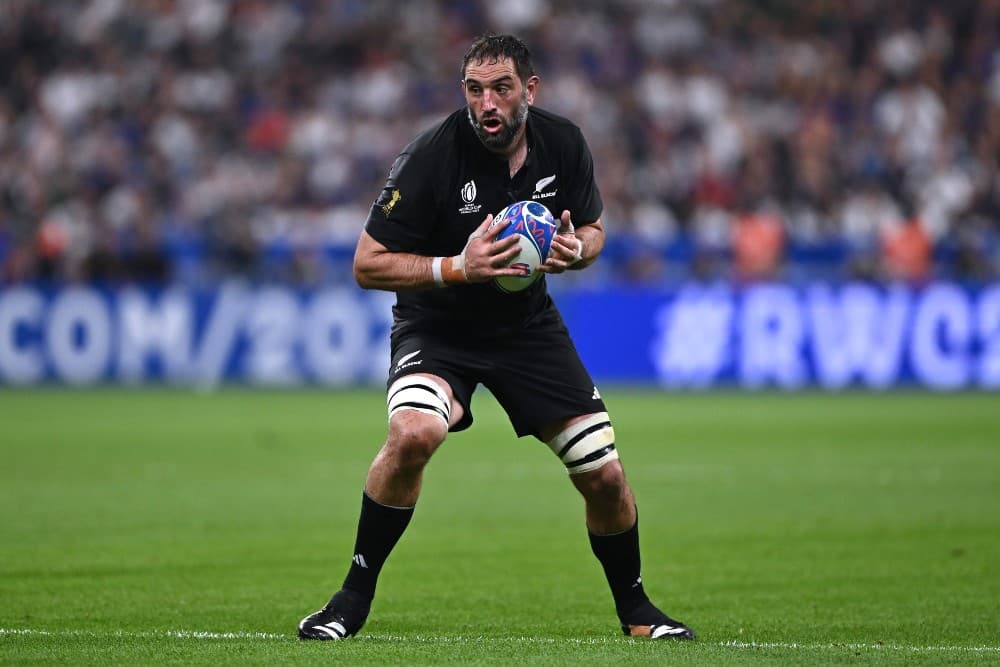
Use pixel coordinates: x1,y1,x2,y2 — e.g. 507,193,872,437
1,389,998,665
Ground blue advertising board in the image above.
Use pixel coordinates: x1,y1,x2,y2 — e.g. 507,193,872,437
1,282,998,389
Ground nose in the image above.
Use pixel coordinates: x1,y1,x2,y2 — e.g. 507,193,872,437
481,89,497,112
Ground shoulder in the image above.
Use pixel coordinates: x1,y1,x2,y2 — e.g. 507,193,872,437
527,106,586,141
400,109,466,160
527,106,592,163
383,110,465,189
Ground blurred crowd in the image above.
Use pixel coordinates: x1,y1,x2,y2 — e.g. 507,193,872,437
1,0,999,287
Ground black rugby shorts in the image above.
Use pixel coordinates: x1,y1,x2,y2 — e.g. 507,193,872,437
387,316,606,439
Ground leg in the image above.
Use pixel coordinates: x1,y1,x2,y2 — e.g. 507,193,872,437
569,458,636,535
338,406,449,600
543,414,695,640
299,373,462,640
368,371,466,504
350,373,462,590
366,404,450,506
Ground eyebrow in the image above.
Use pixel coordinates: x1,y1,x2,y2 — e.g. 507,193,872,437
463,75,516,86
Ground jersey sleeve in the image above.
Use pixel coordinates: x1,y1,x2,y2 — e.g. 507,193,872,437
567,127,603,227
365,150,436,253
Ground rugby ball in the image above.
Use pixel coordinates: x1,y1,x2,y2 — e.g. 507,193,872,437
488,200,558,293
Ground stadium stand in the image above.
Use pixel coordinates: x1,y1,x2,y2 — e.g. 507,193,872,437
0,0,997,287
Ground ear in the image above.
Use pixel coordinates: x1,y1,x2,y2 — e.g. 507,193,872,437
525,75,540,105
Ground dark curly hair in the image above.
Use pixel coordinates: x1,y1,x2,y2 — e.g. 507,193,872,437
461,33,535,83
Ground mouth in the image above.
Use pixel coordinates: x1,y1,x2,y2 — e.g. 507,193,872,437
481,116,504,133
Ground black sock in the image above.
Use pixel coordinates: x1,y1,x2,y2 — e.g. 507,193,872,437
588,516,649,616
341,491,414,602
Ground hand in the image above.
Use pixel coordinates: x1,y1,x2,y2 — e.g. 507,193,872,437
451,214,526,283
538,210,583,274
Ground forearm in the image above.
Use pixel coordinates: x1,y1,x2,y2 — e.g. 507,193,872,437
354,251,465,291
355,219,539,291
355,251,426,290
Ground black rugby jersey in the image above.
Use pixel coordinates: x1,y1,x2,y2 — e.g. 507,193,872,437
365,106,602,335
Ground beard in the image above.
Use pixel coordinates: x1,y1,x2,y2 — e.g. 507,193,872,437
467,93,529,152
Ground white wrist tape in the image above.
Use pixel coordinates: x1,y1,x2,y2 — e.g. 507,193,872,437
431,256,445,287
432,255,467,286
568,237,584,265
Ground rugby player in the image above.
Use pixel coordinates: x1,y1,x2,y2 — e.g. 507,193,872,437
298,33,694,642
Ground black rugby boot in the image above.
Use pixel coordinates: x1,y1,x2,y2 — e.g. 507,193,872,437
298,589,370,640
619,599,695,640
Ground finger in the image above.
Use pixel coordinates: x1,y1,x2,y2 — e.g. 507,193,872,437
481,234,519,257
494,242,522,265
548,236,577,259
542,252,571,267
483,243,520,270
558,210,574,233
483,215,511,241
536,260,567,275
495,266,533,277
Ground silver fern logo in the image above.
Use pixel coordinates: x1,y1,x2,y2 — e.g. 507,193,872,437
534,175,555,192
533,174,557,199
394,349,422,372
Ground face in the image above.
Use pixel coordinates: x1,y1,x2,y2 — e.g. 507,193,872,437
462,57,538,154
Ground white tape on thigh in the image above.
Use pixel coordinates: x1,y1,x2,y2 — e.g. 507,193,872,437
387,376,451,426
546,412,618,474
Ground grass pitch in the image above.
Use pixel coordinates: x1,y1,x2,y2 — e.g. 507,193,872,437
1,388,998,665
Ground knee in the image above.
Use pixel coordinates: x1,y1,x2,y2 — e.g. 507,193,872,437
384,414,446,471
574,460,629,504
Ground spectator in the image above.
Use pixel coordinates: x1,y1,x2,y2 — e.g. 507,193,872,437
882,217,933,285
732,205,785,283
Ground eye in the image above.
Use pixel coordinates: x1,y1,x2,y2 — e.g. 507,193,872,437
496,85,510,95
